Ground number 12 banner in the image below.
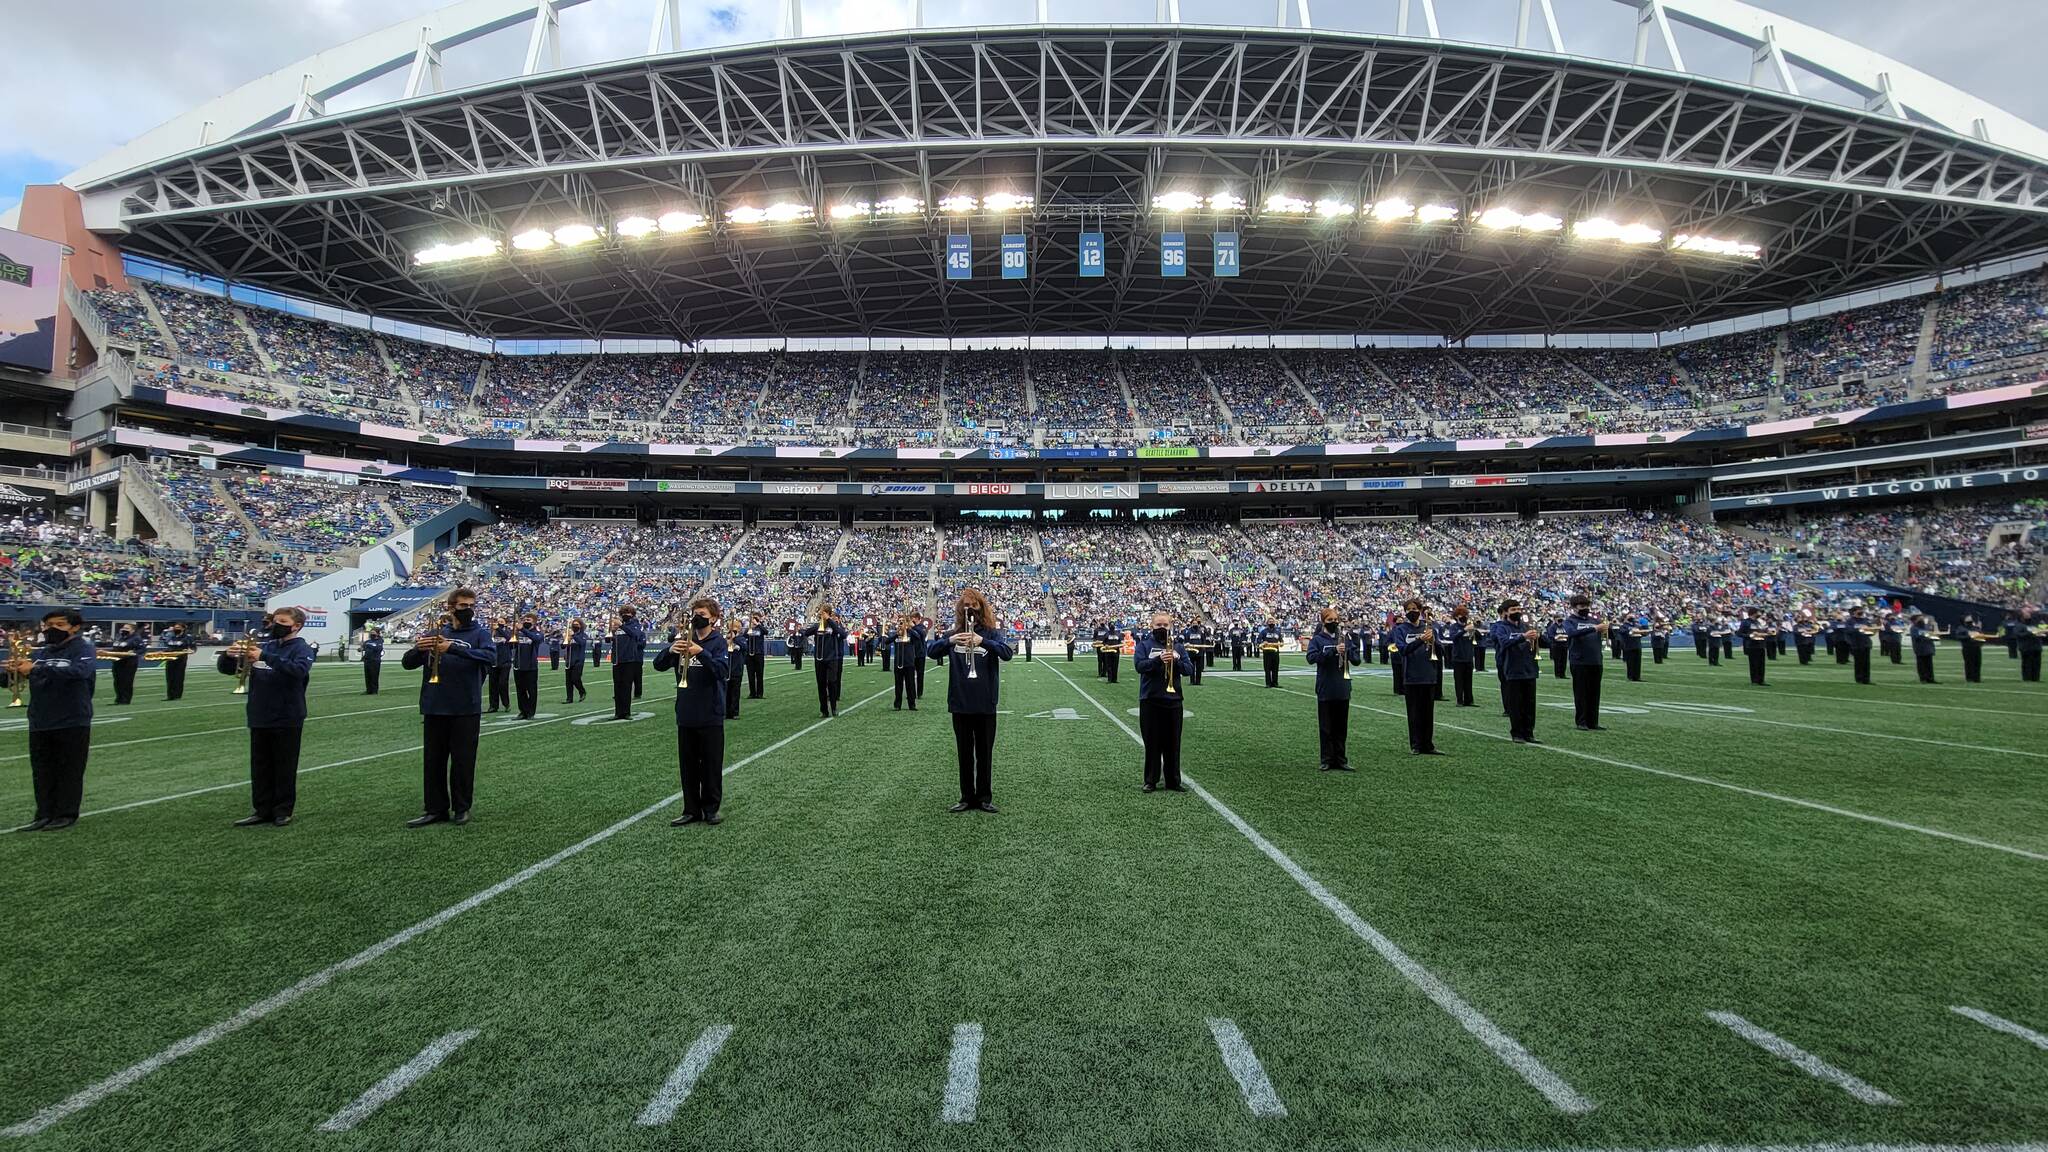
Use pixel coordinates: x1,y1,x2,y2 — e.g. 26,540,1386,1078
1079,232,1105,278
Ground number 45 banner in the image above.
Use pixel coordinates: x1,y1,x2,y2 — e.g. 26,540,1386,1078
946,234,972,280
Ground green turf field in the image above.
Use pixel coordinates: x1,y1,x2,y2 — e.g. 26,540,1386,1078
2,646,2044,1151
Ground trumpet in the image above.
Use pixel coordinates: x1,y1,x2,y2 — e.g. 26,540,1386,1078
6,629,30,709
427,612,454,684
231,629,261,695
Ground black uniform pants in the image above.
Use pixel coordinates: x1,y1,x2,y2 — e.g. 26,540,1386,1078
1231,646,1243,671
747,653,765,697
678,724,725,818
1096,647,1108,677
1503,677,1537,741
421,712,480,818
550,649,559,670
1104,655,1119,685
1721,636,1734,660
1391,659,1404,696
915,657,926,696
1652,639,1667,664
1796,642,1813,665
165,657,188,699
1883,635,1902,664
1695,633,1709,659
895,665,919,708
1023,638,1033,663
1187,652,1202,685
612,661,640,718
1624,648,1642,682
791,646,803,670
1402,680,1437,753
1475,648,1486,672
726,671,744,720
514,668,538,718
814,660,842,714
1915,652,1937,683
951,712,996,804
631,659,644,697
1746,645,1767,685
1452,660,1475,706
489,665,510,711
1709,640,1721,666
2021,649,2041,682
1262,650,1279,687
1140,698,1184,787
1837,640,1851,665
112,658,136,704
1571,664,1603,728
1962,646,1982,682
881,645,892,671
248,725,303,818
28,726,89,821
1853,648,1872,684
565,663,585,702
1316,697,1349,770
363,660,381,694
1550,644,1569,678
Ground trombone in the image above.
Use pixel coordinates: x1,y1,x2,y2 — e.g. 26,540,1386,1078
6,630,30,709
231,629,262,695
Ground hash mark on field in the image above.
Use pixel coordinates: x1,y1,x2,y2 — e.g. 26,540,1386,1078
1952,1006,2048,1051
1206,1018,1287,1118
1707,1011,1899,1106
940,1022,983,1124
317,1029,478,1133
635,1024,734,1126
0,689,890,1139
1043,663,1595,1115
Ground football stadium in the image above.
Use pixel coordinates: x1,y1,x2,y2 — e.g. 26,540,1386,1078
1,0,2045,1148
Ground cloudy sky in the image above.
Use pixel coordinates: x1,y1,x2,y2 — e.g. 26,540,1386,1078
5,0,2045,217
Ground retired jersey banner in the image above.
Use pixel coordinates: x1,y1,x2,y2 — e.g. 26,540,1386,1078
1160,232,1187,277
1079,232,1105,278
945,234,972,280
1212,232,1240,277
1001,234,1028,280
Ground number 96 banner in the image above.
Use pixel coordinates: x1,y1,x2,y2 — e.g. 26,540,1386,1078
1160,232,1187,277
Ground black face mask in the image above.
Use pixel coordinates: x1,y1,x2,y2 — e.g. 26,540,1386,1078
1152,627,1170,644
269,623,294,640
452,607,475,626
622,612,636,622
1509,613,1524,624
691,614,710,631
1324,621,1339,634
42,627,69,645
1576,607,1591,617
1406,611,1421,623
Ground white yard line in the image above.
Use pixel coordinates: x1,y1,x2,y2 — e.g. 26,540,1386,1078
0,703,421,764
1232,679,2048,865
939,1022,984,1124
1951,1006,2048,1051
634,1024,735,1126
1041,662,1595,1115
317,1028,479,1132
0,688,891,1139
1705,1011,1899,1106
1205,1017,1288,1118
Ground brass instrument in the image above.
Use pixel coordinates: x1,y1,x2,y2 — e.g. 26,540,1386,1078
1164,641,1177,695
6,630,30,709
232,629,261,695
427,612,454,684
142,651,187,661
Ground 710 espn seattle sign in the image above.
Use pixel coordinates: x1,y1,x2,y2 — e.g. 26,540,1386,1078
1711,466,2045,511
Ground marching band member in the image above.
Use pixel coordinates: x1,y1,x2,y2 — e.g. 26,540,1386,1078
1953,614,1988,683
109,624,144,705
745,612,769,698
654,597,729,826
2010,607,2044,682
879,620,893,673
160,622,198,700
724,616,746,720
1720,615,1736,663
1833,609,1851,664
1563,594,1608,731
1794,609,1820,664
513,612,543,719
1134,611,1194,791
1386,599,1441,755
1909,614,1941,684
611,605,647,720
1179,618,1209,686
400,588,496,827
563,619,589,703
786,617,804,671
218,606,315,827
802,606,848,718
487,617,513,713
1772,614,1791,662
9,608,95,832
1446,606,1477,707
891,612,926,710
1649,613,1669,664
913,612,930,698
360,625,384,694
589,626,604,669
1258,617,1284,687
1707,616,1729,666
1736,607,1769,687
1064,620,1077,663
1834,602,1877,685
1228,620,1247,672
1881,610,1907,665
1021,622,1034,662
1305,607,1360,771
1545,615,1569,681
1617,613,1644,682
1099,619,1122,685
930,588,1013,813
1491,600,1541,744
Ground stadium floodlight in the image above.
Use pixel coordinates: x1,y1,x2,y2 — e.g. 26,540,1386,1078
1208,191,1246,213
1313,198,1356,218
829,203,865,220
413,237,500,266
763,202,813,223
553,223,600,247
1574,217,1662,245
1522,212,1564,232
1152,190,1203,214
1417,203,1459,224
657,211,706,233
614,216,659,239
938,195,978,214
1673,233,1764,259
1478,207,1562,233
1370,197,1416,223
1264,194,1312,214
872,195,923,216
511,228,554,252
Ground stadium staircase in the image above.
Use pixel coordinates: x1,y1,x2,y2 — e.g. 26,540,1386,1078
131,286,181,358
1113,358,1141,427
1193,358,1237,429
650,358,702,425
534,357,596,417
825,528,853,569
1562,360,1631,408
1270,351,1329,424
233,309,282,378
124,465,200,552
1909,297,1939,396
1021,357,1039,422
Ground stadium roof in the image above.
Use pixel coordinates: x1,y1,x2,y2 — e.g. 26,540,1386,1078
65,2,2048,341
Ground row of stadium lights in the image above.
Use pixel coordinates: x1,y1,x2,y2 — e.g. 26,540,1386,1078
414,190,1762,264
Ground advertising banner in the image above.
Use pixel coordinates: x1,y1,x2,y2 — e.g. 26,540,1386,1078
0,227,64,373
